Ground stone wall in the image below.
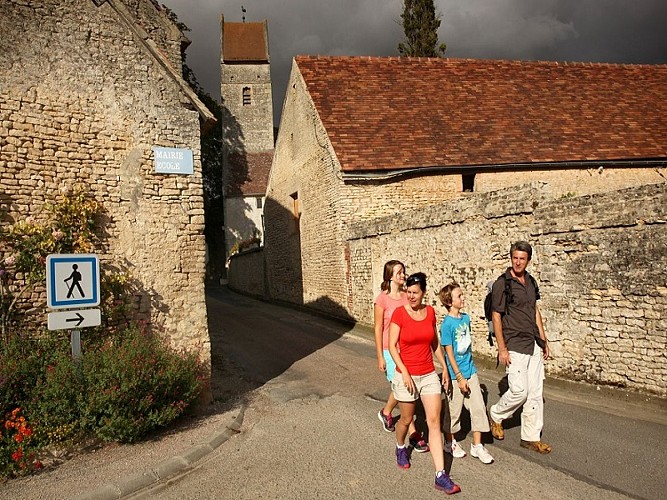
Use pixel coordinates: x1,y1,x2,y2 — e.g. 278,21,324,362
227,248,265,298
121,0,187,71
346,182,667,395
475,166,666,197
342,166,667,222
343,175,463,221
0,0,210,373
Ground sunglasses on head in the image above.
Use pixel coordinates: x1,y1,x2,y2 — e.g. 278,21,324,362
406,275,422,286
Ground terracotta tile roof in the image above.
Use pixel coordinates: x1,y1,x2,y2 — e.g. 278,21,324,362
225,151,273,197
223,22,269,62
295,56,667,172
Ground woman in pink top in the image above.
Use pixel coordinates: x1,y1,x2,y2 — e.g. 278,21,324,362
389,272,461,495
374,260,428,452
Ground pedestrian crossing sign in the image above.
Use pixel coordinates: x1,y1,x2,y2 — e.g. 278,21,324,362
46,254,100,309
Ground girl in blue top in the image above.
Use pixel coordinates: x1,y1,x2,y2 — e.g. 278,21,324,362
438,283,495,465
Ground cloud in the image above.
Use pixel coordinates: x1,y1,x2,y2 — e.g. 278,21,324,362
442,0,578,60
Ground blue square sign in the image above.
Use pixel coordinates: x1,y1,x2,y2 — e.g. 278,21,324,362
46,254,100,309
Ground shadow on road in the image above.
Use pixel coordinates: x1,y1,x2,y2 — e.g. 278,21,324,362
205,286,356,408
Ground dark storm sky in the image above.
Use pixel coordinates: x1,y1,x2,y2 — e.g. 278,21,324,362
160,0,667,123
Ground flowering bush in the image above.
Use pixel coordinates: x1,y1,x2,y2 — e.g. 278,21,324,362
0,333,64,418
1,188,101,283
227,229,262,261
80,326,205,443
0,186,103,339
0,327,205,477
0,333,81,456
0,408,42,477
27,348,84,448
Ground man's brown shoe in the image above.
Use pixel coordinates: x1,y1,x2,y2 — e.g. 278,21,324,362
489,417,504,440
520,440,552,454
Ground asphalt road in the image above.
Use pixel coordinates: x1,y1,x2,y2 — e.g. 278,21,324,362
131,287,666,499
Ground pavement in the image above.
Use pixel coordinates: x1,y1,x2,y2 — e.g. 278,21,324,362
1,288,665,499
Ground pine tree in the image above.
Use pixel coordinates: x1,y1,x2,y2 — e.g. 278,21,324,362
397,0,447,57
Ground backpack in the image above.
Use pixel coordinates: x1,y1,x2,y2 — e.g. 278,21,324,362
484,273,539,346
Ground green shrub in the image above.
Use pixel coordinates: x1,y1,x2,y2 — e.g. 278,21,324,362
80,326,204,443
1,333,84,450
0,326,205,478
0,334,65,417
27,349,84,447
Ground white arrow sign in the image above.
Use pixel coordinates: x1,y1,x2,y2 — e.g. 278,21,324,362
47,309,101,331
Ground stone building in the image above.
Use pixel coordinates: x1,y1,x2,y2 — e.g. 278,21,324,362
264,55,666,312
220,17,274,259
0,0,214,377
243,55,666,394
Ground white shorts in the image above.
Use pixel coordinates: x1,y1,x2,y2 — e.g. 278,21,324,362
392,371,441,402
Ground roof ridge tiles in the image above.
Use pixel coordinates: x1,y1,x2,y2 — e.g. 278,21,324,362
294,54,667,69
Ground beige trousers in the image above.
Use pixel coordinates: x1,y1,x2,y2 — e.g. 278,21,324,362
446,372,491,434
490,343,545,442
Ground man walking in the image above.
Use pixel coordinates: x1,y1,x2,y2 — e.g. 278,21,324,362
64,264,85,298
488,241,552,454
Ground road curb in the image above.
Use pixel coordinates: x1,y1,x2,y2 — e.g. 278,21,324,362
74,405,247,500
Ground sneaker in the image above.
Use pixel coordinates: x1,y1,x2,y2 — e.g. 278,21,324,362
378,409,395,432
396,446,410,469
434,470,461,495
445,439,467,458
470,443,494,464
409,432,430,453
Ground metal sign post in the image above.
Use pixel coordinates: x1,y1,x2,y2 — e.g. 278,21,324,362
71,329,82,360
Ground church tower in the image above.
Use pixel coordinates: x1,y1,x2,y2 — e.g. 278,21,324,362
220,16,274,259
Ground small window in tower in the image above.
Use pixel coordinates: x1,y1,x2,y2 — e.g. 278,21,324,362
290,192,300,220
256,196,263,209
242,87,252,106
462,173,476,192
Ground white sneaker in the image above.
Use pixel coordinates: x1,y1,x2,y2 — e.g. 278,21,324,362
445,439,467,458
470,443,494,464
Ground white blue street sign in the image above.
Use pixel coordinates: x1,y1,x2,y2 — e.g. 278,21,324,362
153,147,194,175
46,254,100,309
